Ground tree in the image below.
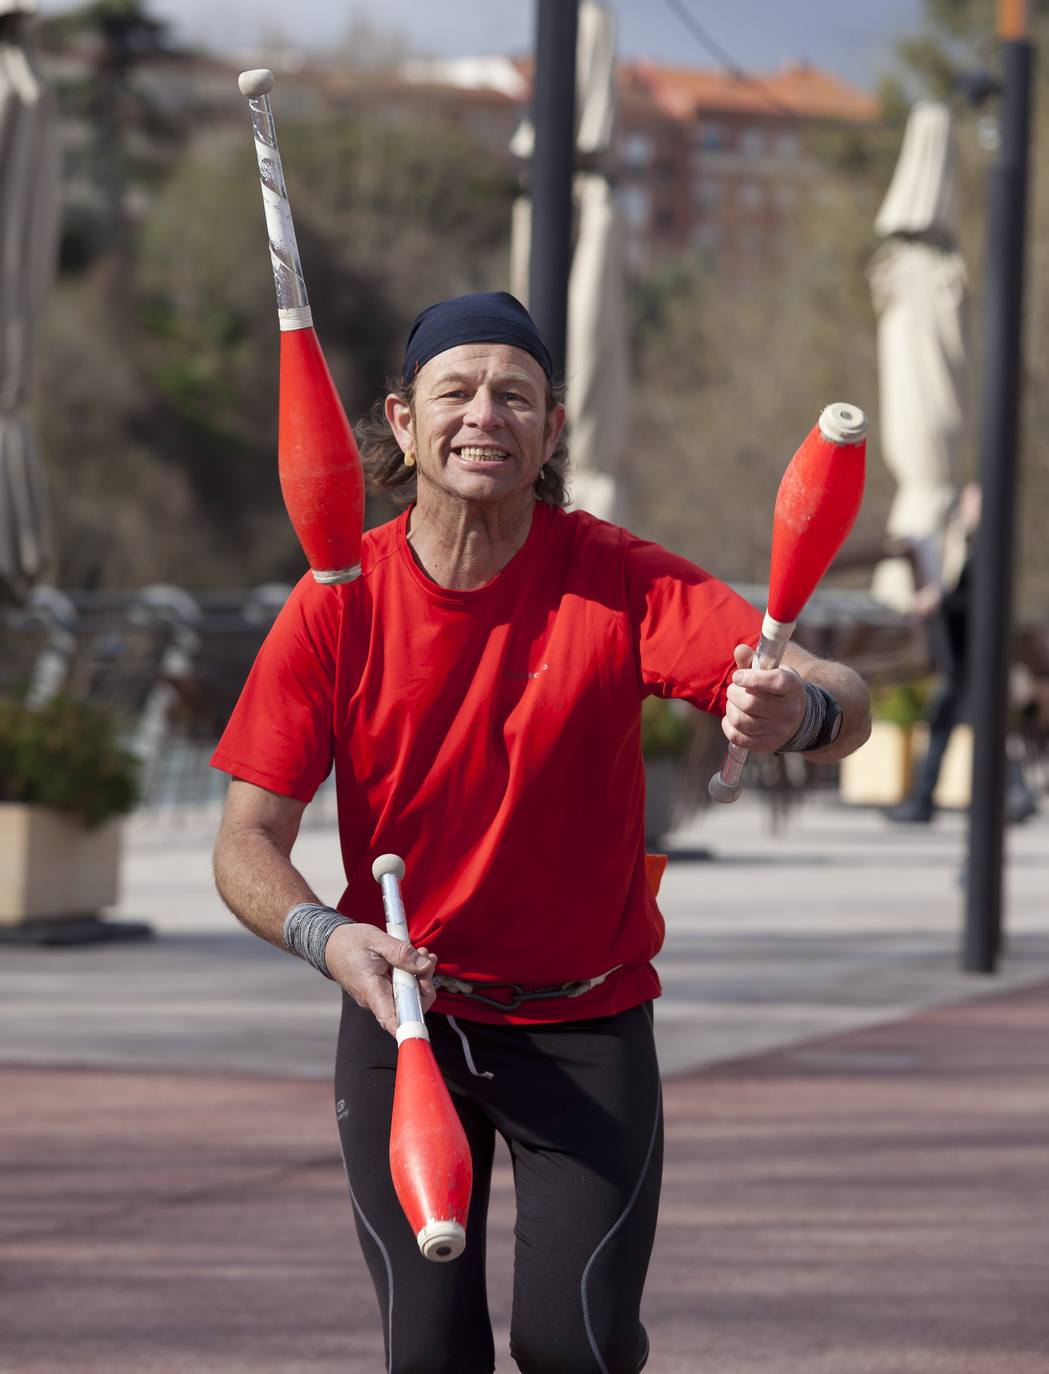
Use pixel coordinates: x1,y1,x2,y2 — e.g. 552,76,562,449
36,104,516,587
628,0,1049,618
36,0,180,268
625,121,901,585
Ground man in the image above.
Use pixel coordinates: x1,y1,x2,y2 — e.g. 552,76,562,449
212,292,871,1374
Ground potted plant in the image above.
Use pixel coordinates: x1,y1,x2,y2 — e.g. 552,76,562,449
839,679,929,806
641,696,694,845
0,696,140,927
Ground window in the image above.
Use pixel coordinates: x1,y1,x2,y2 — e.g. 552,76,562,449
737,180,764,211
739,127,766,159
696,121,728,152
618,184,650,229
694,178,725,209
622,133,652,170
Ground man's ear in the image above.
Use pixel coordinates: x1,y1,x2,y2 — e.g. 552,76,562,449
544,402,567,462
385,393,413,453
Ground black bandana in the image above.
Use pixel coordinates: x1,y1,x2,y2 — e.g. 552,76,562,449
401,291,554,385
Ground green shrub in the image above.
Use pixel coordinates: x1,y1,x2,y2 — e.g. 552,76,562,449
641,696,694,759
0,697,141,829
869,680,931,730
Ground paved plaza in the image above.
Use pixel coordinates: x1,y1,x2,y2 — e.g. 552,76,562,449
1,794,1047,1371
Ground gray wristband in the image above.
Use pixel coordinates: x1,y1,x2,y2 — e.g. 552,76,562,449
776,680,828,754
283,902,354,979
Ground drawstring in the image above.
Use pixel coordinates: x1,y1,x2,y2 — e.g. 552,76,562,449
441,968,626,1078
447,1016,494,1080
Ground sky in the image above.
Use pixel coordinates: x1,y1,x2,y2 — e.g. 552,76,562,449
36,0,929,93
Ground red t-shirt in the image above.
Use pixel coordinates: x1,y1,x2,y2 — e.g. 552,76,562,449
211,503,761,1024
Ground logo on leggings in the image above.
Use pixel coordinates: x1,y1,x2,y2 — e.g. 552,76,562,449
335,1098,349,1122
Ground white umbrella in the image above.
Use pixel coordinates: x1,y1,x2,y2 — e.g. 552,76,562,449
868,101,968,612
510,0,630,523
0,0,60,603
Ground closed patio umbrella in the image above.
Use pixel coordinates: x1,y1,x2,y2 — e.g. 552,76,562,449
868,101,968,612
0,0,60,604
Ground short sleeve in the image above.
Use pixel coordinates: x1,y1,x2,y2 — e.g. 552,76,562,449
210,576,341,802
625,536,763,715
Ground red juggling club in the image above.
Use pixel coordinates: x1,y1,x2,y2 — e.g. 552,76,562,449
238,69,364,584
372,854,473,1262
708,402,868,804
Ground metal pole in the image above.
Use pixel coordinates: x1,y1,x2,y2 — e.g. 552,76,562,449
528,0,579,379
963,22,1034,973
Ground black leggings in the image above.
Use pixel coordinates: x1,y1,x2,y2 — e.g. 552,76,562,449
334,999,663,1374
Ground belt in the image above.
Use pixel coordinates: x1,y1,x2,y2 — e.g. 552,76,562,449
433,965,622,1012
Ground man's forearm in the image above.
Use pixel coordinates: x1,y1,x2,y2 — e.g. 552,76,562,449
213,825,323,952
794,658,871,763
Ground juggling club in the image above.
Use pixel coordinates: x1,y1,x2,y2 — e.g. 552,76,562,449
708,402,868,804
238,69,364,584
371,855,473,1262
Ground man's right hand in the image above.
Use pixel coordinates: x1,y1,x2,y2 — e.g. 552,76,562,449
324,923,438,1037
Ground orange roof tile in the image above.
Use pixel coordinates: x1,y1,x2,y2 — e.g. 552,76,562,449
623,59,880,123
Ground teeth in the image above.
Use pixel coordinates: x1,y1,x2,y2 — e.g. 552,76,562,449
458,447,509,462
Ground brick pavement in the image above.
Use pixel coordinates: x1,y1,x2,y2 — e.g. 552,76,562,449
2,982,1046,1373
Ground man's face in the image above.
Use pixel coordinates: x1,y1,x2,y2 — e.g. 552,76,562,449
387,344,565,508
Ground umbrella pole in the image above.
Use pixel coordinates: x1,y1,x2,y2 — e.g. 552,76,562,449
964,11,1034,973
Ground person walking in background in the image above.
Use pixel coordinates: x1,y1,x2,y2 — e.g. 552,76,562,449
888,482,1037,825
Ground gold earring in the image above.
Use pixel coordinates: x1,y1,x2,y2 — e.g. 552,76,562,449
403,449,416,468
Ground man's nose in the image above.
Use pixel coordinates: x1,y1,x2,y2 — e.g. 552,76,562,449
464,387,502,428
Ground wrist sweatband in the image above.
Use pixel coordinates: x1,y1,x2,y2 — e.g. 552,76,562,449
283,902,353,979
776,680,829,754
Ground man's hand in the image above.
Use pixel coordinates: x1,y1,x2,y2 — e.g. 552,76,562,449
912,582,943,618
325,923,438,1037
723,643,807,754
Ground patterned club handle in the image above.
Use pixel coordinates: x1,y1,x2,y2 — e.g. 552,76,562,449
708,614,796,804
237,69,312,332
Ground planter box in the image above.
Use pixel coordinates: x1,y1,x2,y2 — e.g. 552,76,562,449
0,805,122,926
931,723,973,809
839,721,915,806
840,721,975,810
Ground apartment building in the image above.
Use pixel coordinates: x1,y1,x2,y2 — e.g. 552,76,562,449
396,55,880,271
617,61,879,269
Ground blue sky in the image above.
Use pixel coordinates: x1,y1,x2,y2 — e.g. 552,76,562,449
37,0,929,92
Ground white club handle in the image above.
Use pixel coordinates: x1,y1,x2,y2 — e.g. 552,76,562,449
371,854,427,1043
708,614,796,804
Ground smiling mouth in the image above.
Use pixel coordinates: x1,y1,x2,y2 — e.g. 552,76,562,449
455,446,510,464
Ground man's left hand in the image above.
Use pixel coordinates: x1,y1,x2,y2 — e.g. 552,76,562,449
722,643,806,754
